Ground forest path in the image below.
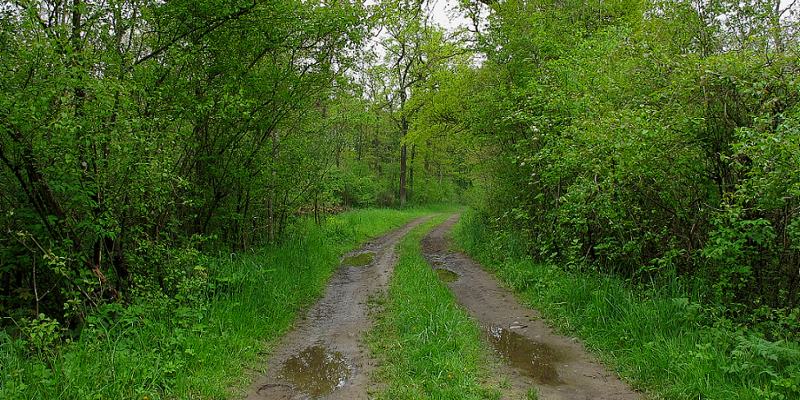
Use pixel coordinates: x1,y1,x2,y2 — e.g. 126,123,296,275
422,215,640,400
244,216,430,400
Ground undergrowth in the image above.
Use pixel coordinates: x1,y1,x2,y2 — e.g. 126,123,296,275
453,209,800,400
367,214,501,400
0,207,435,399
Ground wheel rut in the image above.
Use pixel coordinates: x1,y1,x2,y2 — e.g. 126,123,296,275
245,216,429,400
422,214,640,400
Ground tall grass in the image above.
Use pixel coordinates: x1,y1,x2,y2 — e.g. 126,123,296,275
0,208,431,399
368,215,500,400
453,210,800,400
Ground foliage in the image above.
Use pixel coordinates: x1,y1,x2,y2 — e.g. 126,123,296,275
433,0,800,323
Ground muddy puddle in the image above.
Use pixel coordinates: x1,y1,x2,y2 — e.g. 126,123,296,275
341,252,375,267
485,325,564,385
435,268,459,283
277,345,352,397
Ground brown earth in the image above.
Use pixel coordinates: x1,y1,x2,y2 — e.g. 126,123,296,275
421,214,641,400
244,217,428,400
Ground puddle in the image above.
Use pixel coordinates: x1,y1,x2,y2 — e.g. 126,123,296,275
278,345,352,397
435,268,459,283
341,252,374,267
485,325,564,385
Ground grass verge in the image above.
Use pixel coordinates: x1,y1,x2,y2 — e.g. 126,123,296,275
452,209,800,400
0,208,435,399
367,214,500,400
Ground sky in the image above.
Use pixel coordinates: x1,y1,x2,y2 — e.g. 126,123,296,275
364,0,481,64
428,0,472,31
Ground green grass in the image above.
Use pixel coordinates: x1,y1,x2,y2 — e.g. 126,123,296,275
452,209,800,400
0,208,436,400
367,214,500,400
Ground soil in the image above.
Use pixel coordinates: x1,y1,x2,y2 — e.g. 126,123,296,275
244,217,428,400
421,215,641,400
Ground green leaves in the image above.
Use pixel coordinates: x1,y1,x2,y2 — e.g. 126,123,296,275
0,0,373,326
393,0,800,335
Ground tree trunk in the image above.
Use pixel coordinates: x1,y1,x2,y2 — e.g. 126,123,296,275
268,130,280,242
399,143,407,205
399,115,409,205
409,144,416,202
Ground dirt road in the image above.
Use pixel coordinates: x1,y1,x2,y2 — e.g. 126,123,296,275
422,215,640,400
245,217,428,400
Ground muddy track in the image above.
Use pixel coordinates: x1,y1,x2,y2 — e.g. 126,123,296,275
245,217,429,400
422,215,640,400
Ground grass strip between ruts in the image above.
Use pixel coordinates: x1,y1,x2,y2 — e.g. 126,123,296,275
368,214,501,400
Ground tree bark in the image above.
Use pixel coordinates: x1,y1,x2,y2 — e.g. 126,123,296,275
399,115,409,205
409,144,416,202
399,143,407,205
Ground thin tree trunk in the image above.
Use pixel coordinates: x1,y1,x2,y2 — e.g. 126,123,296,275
269,130,280,242
399,115,409,205
399,144,407,205
409,144,416,202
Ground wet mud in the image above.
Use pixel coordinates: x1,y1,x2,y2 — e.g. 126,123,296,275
245,217,428,400
422,215,640,400
278,346,351,397
485,325,563,385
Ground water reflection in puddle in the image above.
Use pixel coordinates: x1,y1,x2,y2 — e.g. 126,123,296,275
278,345,351,397
341,252,374,267
435,269,459,283
485,325,564,385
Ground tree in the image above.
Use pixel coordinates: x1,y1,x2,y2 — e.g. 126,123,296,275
371,0,462,204
0,0,368,323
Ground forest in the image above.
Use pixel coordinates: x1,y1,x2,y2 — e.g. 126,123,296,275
1,0,799,399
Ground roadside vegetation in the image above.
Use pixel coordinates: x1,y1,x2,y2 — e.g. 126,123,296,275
368,215,500,400
455,210,800,400
1,208,429,399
